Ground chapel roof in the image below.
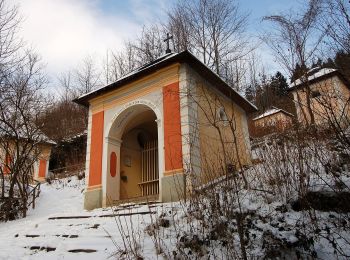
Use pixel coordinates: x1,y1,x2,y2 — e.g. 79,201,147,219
73,50,257,113
252,106,294,121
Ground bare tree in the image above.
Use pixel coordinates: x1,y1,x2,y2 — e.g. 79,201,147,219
166,6,193,52
75,55,101,94
320,0,350,53
57,70,74,101
40,70,88,142
167,0,250,89
262,0,325,126
99,1,251,93
0,1,50,221
0,52,48,220
103,26,165,83
0,0,22,76
131,25,165,64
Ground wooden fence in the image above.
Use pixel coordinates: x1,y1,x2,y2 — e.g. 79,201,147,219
139,140,159,196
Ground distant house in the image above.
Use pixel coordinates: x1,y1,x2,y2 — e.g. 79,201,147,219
288,68,350,127
1,134,55,182
251,107,294,137
33,140,55,181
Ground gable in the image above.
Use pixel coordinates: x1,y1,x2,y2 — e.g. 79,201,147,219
74,51,257,114
88,63,180,113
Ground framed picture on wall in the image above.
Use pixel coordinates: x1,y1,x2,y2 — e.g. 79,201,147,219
124,155,131,167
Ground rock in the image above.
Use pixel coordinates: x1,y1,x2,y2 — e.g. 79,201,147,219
158,218,170,228
291,191,350,213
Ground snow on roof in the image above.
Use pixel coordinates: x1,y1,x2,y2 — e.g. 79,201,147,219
0,125,56,145
289,68,337,89
252,107,293,121
62,130,87,143
74,50,257,113
39,133,56,145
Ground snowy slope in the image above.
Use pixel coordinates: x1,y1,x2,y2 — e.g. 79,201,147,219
1,155,350,260
0,177,172,259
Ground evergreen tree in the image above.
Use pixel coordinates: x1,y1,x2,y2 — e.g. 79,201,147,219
252,71,295,116
291,63,309,82
271,71,289,97
244,84,255,103
322,57,335,68
334,50,350,81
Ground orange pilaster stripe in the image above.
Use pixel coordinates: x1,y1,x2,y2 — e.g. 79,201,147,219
3,154,11,175
163,82,183,171
38,159,47,178
89,111,104,186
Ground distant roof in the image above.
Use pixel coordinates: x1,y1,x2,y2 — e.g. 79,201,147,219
0,128,56,146
252,107,293,121
74,50,257,114
40,133,56,145
289,68,350,91
62,130,87,143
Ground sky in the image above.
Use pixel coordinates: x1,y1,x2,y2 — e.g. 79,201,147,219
14,0,302,92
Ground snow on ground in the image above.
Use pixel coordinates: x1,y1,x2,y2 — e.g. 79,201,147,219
0,178,137,259
0,177,85,259
0,177,174,260
1,132,350,260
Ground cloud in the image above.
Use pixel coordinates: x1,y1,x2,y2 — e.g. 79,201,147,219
128,0,170,25
14,0,145,85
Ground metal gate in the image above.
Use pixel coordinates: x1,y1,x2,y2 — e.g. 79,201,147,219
139,140,159,196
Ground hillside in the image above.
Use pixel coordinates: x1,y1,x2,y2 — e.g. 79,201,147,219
1,131,350,259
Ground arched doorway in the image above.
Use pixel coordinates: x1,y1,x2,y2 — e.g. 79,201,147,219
119,112,158,199
105,103,161,205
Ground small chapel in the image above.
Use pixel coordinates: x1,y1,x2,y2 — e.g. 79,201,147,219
75,48,257,210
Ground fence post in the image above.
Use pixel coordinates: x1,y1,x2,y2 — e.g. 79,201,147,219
32,188,35,209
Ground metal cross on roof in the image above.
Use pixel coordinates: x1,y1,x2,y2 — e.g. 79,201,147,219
163,33,173,54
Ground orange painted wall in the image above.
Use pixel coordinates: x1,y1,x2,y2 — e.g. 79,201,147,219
38,159,47,178
3,154,11,175
163,82,183,171
89,111,104,186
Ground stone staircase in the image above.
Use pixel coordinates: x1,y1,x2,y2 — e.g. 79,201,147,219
112,194,160,206
11,201,164,258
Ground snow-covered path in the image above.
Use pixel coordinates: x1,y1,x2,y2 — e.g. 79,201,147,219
0,178,159,259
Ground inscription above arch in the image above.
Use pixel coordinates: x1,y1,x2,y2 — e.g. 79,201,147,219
106,99,161,138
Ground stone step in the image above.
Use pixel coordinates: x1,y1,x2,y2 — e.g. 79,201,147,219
48,210,156,220
98,210,156,218
57,234,79,238
48,215,91,220
22,234,80,239
68,249,97,253
25,235,40,238
27,246,98,254
28,246,56,252
113,194,159,206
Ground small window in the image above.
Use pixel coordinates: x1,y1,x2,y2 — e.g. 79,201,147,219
311,91,321,98
218,107,228,121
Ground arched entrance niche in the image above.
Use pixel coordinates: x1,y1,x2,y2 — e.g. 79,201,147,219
104,102,162,205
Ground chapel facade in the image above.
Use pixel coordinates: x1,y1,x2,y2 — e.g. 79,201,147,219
1,138,54,182
289,68,350,127
251,107,294,137
75,51,257,210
